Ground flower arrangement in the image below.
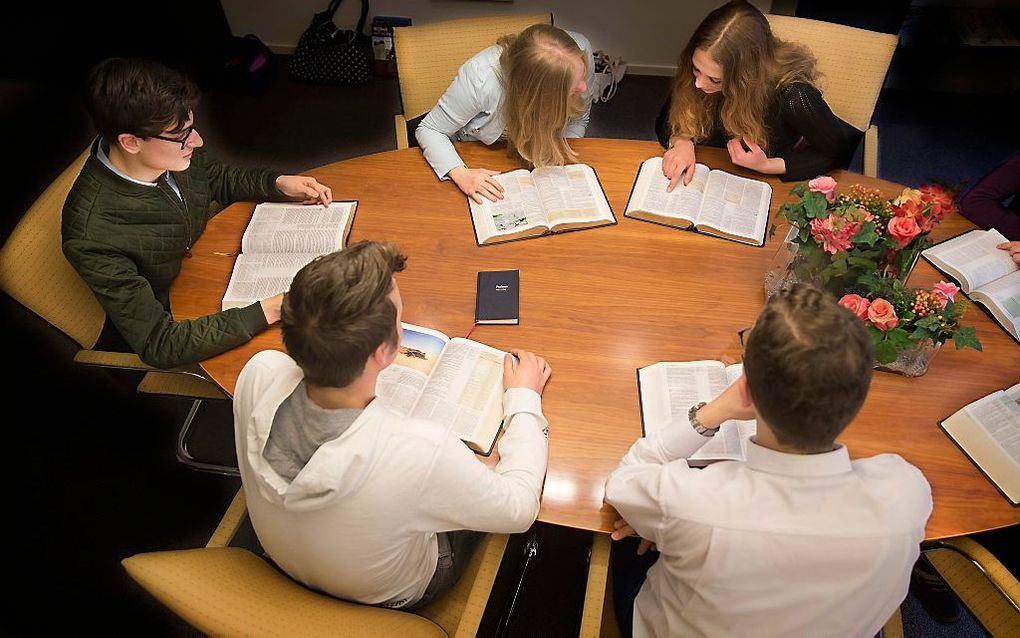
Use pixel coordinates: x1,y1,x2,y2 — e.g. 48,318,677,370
837,280,981,365
768,177,981,372
774,177,958,296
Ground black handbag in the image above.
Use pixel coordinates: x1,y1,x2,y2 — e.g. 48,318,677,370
289,0,372,85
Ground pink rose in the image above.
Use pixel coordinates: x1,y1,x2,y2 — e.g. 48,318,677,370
838,294,871,320
932,281,960,308
808,176,837,203
810,216,855,254
887,216,922,248
867,298,899,331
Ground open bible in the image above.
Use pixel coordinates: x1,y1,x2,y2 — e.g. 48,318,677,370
375,323,509,455
637,360,755,466
624,157,772,246
939,381,1020,505
467,164,616,245
922,228,1020,342
221,201,357,310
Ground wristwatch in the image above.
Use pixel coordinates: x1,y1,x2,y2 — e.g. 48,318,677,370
688,401,719,437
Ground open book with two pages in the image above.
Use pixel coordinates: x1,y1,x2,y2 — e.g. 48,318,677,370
638,360,756,466
468,164,616,245
221,202,357,310
375,323,509,456
625,157,773,246
940,382,1020,505
922,228,1020,342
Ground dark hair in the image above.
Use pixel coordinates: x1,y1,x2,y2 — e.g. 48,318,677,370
85,58,199,144
282,241,408,388
743,284,873,451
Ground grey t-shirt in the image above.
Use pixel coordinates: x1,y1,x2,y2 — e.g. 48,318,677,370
263,381,363,481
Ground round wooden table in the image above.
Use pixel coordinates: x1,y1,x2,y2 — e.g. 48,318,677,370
172,138,1020,540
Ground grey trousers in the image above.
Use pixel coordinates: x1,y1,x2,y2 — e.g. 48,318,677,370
402,530,485,611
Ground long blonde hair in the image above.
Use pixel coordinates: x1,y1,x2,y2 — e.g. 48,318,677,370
498,24,587,167
668,0,817,152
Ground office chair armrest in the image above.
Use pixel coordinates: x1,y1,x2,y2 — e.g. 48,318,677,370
207,488,248,549
74,348,153,370
579,533,611,637
863,125,879,178
395,114,410,150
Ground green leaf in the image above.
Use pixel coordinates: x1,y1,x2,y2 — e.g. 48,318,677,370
804,192,828,218
953,326,983,352
911,327,933,342
848,255,878,269
851,222,879,246
868,326,884,346
874,339,898,364
886,328,914,349
791,183,806,197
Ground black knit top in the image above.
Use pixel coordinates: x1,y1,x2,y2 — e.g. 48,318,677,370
655,82,863,182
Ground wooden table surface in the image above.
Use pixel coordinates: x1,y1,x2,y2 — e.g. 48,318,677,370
172,138,1020,540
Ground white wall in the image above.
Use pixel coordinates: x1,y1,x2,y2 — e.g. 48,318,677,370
221,0,772,76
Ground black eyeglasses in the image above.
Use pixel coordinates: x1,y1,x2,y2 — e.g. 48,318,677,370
151,125,195,150
737,327,752,348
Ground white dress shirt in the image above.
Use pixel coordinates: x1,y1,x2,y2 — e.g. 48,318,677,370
235,350,549,608
415,30,595,179
605,416,932,638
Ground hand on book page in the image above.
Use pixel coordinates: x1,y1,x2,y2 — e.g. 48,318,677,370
663,138,697,190
503,350,552,395
449,165,505,204
274,175,333,205
260,293,284,324
998,241,1020,264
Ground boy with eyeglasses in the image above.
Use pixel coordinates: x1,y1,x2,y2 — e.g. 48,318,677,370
606,284,933,638
62,57,332,368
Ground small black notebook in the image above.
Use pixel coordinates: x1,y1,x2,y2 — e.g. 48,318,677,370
475,270,520,325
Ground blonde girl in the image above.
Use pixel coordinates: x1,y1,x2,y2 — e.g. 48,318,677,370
416,24,594,204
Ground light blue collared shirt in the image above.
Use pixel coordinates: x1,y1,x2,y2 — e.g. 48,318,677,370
96,140,183,202
415,30,596,179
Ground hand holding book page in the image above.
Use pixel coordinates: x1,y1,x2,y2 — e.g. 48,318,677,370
637,361,756,465
625,156,772,245
468,164,615,245
222,201,357,310
375,324,510,455
922,228,1020,341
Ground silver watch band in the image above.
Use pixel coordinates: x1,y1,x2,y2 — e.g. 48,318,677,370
688,401,719,437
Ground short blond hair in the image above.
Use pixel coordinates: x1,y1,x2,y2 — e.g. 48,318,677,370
498,24,588,167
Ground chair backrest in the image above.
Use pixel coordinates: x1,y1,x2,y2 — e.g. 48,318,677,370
766,15,897,132
393,13,553,121
122,547,448,637
0,147,105,348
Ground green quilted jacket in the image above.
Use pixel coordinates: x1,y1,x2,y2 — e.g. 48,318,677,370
62,139,283,369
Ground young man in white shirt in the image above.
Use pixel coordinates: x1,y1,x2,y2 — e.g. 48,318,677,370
605,284,933,638
233,241,552,609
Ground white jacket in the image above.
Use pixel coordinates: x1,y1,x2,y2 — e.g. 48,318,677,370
234,350,549,608
415,30,595,179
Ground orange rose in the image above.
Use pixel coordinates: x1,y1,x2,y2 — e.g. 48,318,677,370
887,216,922,247
838,294,871,320
867,298,898,331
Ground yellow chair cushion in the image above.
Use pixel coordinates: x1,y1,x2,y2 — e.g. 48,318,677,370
123,547,447,637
